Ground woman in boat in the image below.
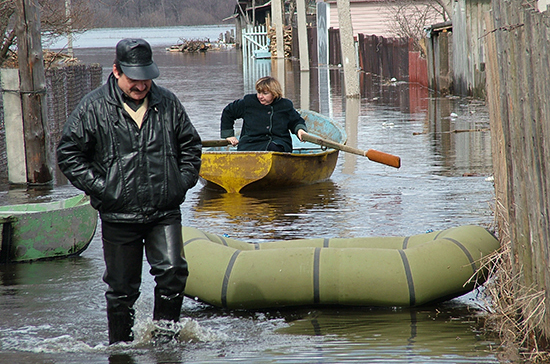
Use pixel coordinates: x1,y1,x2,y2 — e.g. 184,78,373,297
221,76,307,152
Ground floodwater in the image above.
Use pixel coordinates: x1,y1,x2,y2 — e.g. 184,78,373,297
0,27,500,363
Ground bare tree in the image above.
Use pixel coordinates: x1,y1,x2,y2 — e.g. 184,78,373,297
1,0,92,66
0,0,16,62
40,0,91,37
385,0,449,55
86,0,234,28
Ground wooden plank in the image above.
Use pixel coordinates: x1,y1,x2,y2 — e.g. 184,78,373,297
14,0,52,185
296,0,309,71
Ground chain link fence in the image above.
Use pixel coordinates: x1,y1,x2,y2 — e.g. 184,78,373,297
0,64,102,185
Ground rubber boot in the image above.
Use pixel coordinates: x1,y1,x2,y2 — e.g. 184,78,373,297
152,292,184,344
153,292,184,322
107,305,135,344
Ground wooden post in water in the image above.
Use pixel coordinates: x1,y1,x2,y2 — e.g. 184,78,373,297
336,0,360,98
271,0,285,59
296,0,309,71
14,0,52,185
0,69,27,184
316,1,331,116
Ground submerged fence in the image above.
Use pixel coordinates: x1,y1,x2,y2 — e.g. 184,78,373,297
294,27,428,88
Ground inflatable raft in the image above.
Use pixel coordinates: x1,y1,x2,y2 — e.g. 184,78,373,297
182,225,500,309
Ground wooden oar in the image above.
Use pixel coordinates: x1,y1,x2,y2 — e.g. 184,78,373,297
202,139,231,147
301,133,401,169
202,136,401,169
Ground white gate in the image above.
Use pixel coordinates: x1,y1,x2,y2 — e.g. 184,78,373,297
242,25,270,59
242,25,272,93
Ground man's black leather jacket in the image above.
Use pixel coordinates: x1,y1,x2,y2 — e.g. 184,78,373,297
57,73,202,223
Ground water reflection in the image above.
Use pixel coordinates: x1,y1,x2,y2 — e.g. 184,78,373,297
242,56,271,93
0,184,79,206
342,97,360,174
300,70,310,112
194,181,342,241
426,98,492,176
318,65,332,116
277,304,496,361
271,58,286,93
109,353,135,364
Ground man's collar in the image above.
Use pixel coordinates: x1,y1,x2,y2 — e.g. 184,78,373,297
114,81,146,111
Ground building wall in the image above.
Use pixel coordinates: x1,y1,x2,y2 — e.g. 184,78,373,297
328,1,395,37
452,0,490,97
326,0,446,37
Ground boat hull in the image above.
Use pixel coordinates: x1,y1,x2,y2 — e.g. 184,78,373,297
200,149,339,193
182,225,500,309
0,194,98,263
200,109,346,193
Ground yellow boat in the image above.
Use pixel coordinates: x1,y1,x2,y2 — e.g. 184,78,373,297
182,225,499,309
199,110,347,193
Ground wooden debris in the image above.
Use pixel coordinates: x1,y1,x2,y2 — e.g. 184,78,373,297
1,50,81,69
167,39,209,53
268,25,292,58
413,128,490,135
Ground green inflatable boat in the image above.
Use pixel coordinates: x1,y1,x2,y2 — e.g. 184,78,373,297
182,225,500,309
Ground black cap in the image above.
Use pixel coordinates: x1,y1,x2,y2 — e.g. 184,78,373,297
115,38,159,80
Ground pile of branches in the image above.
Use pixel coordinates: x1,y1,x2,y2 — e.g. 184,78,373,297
1,49,81,69
167,39,209,53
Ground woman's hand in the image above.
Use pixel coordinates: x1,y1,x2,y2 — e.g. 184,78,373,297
226,136,239,146
297,129,307,142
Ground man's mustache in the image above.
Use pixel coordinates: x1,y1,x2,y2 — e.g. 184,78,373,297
130,86,148,92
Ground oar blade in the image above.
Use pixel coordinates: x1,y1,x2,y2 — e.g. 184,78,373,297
366,149,401,168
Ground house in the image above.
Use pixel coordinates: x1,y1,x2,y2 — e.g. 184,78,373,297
232,0,398,37
325,0,446,38
326,0,395,37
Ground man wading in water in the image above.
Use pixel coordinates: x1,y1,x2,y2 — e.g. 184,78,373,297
57,38,202,345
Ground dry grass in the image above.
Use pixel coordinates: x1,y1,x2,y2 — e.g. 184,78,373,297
479,230,550,363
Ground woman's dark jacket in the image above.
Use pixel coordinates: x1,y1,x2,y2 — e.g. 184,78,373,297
57,73,202,223
220,94,307,152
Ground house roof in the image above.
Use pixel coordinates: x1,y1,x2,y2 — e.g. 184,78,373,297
233,1,272,16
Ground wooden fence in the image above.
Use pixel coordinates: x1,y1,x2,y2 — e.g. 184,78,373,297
296,27,428,88
484,0,550,349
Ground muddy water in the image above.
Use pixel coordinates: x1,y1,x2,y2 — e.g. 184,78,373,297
0,27,499,363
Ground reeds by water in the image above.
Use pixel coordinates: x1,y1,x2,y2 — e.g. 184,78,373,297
481,223,550,363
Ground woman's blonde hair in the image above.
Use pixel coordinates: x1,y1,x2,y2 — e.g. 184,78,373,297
255,76,283,99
